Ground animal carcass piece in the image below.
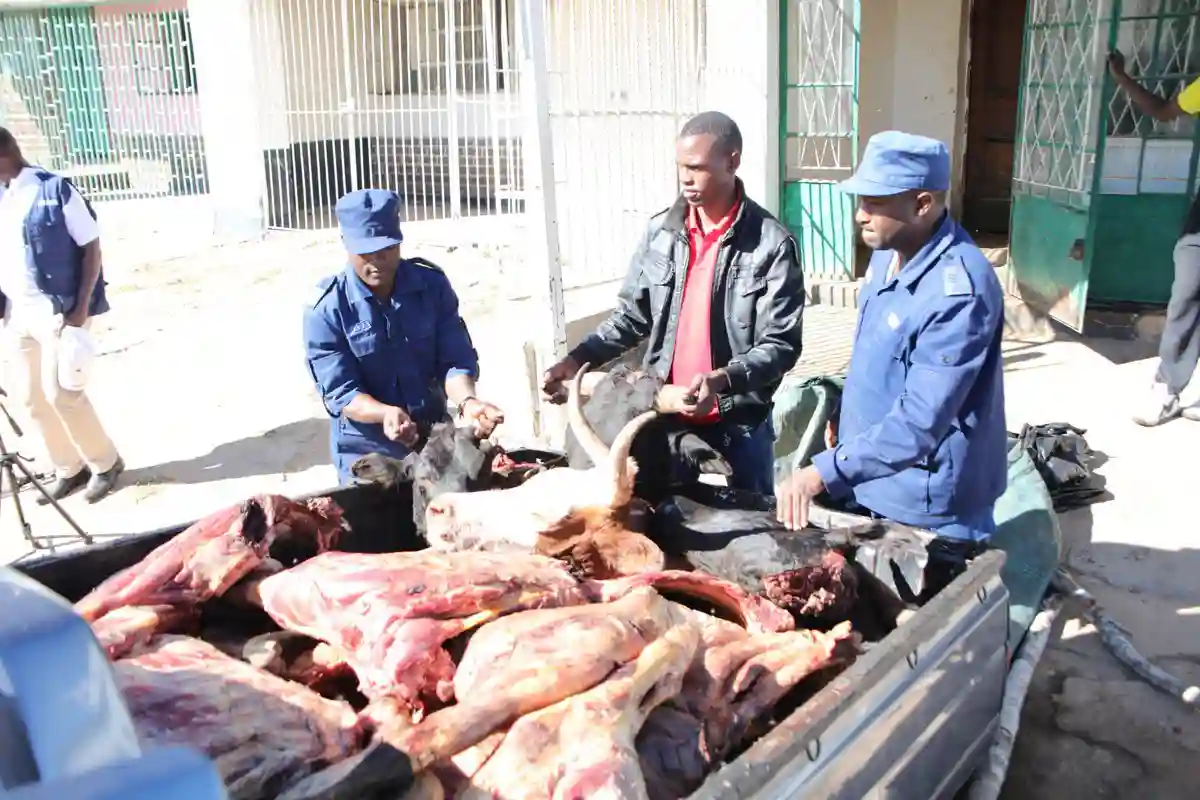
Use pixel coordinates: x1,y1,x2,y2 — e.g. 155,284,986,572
637,622,862,799
654,493,861,628
91,603,198,659
563,364,733,504
461,624,701,800
76,494,345,624
280,587,699,799
248,550,590,716
112,635,363,800
421,368,667,577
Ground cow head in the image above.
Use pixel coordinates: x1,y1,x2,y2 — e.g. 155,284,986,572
422,366,662,564
564,365,732,503
350,422,496,535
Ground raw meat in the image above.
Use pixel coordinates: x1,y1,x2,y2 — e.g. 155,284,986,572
76,494,345,623
90,604,198,659
654,493,860,627
590,569,796,634
461,623,701,799
277,587,691,799
637,621,861,798
112,635,363,800
252,550,590,714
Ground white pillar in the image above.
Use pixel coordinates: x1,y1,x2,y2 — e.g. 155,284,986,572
188,0,268,241
703,0,782,216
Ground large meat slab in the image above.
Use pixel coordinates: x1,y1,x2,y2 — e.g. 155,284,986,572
112,635,363,800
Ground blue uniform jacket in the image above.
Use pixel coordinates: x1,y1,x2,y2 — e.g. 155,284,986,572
303,258,479,483
812,213,1007,534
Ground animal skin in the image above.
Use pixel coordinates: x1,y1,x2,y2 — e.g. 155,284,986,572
420,367,668,575
564,364,733,505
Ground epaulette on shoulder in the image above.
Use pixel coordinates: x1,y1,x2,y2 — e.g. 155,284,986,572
310,275,337,308
406,257,445,274
941,257,975,298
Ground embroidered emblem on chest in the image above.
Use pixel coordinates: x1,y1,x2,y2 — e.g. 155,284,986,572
347,320,372,336
886,311,901,330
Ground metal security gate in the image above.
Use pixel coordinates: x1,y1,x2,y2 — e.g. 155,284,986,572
0,4,207,202
1009,0,1109,330
250,0,522,231
543,0,705,289
780,0,859,281
1009,0,1200,329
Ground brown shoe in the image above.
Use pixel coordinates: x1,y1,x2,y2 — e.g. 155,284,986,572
83,457,125,504
35,469,90,505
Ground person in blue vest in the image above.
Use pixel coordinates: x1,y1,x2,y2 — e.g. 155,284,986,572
775,131,1008,601
0,128,124,504
303,188,504,484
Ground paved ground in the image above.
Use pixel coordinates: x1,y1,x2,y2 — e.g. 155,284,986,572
1,228,1198,796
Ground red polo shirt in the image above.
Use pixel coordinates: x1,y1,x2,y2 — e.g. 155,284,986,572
669,195,741,423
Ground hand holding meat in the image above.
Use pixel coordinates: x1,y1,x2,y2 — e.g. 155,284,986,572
460,398,505,438
775,465,826,531
382,406,420,446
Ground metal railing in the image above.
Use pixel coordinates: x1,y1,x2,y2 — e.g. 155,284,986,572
0,3,207,203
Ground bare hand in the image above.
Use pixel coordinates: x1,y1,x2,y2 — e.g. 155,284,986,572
682,370,729,416
775,466,826,531
541,356,581,404
64,308,88,328
382,406,420,447
655,384,695,414
461,398,505,438
1106,50,1126,79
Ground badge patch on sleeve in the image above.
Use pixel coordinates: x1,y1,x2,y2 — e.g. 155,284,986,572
942,262,973,297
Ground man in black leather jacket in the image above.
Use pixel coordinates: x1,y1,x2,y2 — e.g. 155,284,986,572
542,111,805,495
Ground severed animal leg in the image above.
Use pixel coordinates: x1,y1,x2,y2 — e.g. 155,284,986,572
277,588,686,799
587,569,796,634
463,624,701,800
637,622,862,799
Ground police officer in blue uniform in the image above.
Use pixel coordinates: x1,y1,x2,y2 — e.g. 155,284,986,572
775,131,1008,601
303,188,504,483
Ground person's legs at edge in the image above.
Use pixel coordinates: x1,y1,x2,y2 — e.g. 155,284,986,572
919,506,995,604
3,316,91,500
716,416,776,497
1136,232,1200,426
33,318,123,502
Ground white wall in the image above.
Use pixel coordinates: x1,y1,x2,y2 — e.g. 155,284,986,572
703,0,780,215
857,0,970,200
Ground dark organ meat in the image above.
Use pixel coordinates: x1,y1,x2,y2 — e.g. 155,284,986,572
251,551,590,715
461,624,701,799
112,635,363,800
76,494,345,623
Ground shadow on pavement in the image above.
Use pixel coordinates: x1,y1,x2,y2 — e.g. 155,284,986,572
999,449,1200,799
120,418,329,488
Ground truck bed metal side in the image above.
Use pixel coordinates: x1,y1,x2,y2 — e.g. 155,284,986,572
692,550,1009,800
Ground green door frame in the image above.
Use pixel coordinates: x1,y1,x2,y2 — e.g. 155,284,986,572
778,0,861,282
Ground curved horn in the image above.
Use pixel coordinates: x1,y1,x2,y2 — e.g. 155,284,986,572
607,409,659,488
568,362,611,466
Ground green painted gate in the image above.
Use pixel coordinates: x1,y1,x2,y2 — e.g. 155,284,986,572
780,0,860,281
1009,0,1200,331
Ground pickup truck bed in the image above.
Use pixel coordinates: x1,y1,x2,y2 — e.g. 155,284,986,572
13,473,1014,800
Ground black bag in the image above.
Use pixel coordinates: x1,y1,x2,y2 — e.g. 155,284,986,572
1008,422,1106,512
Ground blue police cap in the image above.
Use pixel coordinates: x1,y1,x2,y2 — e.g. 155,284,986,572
840,131,951,197
335,188,404,255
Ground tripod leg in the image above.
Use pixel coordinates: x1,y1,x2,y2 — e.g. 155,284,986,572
10,458,94,545
1,461,42,552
